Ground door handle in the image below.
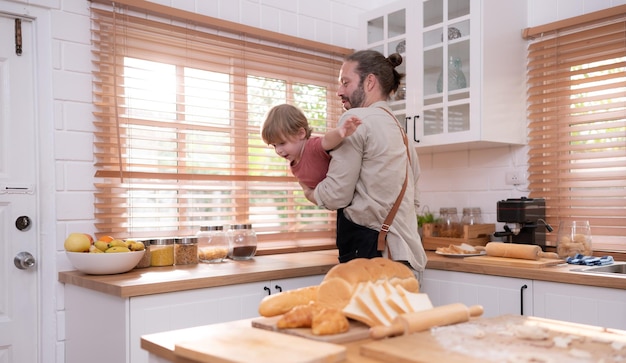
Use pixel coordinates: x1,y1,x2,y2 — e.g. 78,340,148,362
520,284,528,315
14,251,36,270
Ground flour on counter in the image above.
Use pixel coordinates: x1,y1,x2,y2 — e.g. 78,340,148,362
430,315,626,363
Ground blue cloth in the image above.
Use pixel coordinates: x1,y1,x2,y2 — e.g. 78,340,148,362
566,254,613,265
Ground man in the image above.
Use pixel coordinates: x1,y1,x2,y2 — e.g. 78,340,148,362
301,50,426,276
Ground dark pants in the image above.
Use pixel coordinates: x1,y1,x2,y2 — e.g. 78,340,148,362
336,208,382,263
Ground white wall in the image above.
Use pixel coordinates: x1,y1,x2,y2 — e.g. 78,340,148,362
1,0,623,362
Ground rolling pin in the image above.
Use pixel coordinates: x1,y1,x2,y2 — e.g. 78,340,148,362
482,242,559,260
369,303,484,340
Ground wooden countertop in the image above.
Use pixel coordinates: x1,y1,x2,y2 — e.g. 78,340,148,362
58,250,626,298
426,252,626,290
58,250,339,298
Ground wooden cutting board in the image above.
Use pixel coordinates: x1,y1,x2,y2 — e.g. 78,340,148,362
361,315,626,363
251,316,370,343
462,255,562,268
174,325,346,363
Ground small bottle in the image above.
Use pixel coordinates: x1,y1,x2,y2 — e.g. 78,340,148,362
150,238,175,267
197,226,229,263
175,236,198,265
438,207,462,238
228,224,257,260
134,239,152,268
461,207,483,225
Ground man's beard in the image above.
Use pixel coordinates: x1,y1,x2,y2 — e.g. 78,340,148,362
343,84,366,110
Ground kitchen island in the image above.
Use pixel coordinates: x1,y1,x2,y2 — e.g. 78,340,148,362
140,314,626,363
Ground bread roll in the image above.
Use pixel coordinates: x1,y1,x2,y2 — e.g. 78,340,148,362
258,285,319,317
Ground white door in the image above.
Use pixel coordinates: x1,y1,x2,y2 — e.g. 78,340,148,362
0,14,39,363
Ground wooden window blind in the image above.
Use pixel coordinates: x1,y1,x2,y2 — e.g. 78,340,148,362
524,7,626,252
90,2,351,249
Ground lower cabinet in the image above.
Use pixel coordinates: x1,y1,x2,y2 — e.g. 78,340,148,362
64,275,324,363
423,269,626,330
422,269,533,317
533,280,626,330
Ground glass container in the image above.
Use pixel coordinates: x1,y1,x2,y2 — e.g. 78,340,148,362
134,239,152,268
461,207,482,225
150,238,175,267
556,220,592,258
438,207,462,238
196,226,229,263
175,236,198,265
228,224,257,260
437,56,467,93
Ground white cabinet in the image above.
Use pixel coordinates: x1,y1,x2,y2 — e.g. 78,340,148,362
422,269,533,317
423,269,626,330
533,280,626,330
64,275,324,363
360,0,527,151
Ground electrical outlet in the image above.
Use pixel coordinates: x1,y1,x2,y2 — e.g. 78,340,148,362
505,171,524,185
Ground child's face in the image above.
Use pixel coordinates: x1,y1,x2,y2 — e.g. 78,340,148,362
271,129,306,163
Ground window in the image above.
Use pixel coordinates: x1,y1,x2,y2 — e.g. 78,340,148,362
90,3,351,248
524,6,626,252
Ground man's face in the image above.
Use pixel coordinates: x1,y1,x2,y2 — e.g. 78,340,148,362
337,61,365,110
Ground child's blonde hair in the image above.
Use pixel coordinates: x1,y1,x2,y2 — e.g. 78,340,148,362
261,104,312,145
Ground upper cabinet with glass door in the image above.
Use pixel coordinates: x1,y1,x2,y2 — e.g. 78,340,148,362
360,0,528,151
359,2,413,132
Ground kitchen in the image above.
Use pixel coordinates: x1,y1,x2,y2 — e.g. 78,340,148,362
1,0,625,363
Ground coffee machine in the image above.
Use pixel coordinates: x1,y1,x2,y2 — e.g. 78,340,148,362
494,197,553,248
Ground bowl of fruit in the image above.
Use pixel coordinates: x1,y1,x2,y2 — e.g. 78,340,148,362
64,233,145,275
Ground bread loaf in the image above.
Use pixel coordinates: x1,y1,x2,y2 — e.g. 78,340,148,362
258,258,419,317
258,285,319,317
317,258,419,310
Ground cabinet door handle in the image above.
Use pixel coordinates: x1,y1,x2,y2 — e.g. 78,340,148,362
275,285,282,293
264,286,271,295
413,115,420,143
520,284,528,315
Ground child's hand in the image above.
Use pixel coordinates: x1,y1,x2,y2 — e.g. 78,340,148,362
339,116,362,137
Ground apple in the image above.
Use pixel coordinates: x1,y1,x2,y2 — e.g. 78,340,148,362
64,233,92,252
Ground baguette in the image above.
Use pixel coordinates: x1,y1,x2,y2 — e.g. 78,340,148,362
258,285,319,317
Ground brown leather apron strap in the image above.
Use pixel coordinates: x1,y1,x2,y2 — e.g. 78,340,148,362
377,107,411,256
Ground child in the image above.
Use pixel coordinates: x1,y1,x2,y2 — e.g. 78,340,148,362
261,104,361,189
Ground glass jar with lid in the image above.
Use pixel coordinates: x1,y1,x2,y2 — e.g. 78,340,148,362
461,207,482,225
175,236,198,265
228,224,257,260
134,239,152,268
150,238,175,267
438,207,462,238
196,226,229,263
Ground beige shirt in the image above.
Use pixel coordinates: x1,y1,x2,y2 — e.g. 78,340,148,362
314,101,427,271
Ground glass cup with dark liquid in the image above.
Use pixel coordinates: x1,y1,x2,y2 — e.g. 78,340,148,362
228,224,257,260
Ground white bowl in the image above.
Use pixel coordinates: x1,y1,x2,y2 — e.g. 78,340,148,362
66,251,144,275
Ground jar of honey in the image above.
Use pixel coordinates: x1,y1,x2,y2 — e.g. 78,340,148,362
150,238,175,267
